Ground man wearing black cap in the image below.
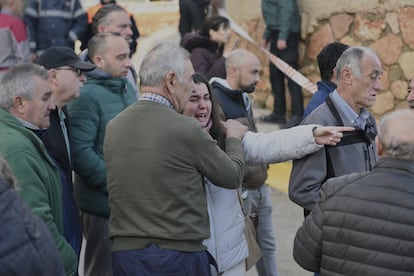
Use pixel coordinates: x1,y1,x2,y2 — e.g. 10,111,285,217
37,46,95,265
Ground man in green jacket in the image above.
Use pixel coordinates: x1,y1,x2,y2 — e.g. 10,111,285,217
0,63,77,275
67,32,137,276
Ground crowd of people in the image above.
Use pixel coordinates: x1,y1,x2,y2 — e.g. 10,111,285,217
1,0,414,276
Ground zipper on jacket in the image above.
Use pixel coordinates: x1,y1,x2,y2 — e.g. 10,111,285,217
364,146,372,171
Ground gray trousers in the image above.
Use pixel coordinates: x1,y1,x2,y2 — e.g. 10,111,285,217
81,213,112,276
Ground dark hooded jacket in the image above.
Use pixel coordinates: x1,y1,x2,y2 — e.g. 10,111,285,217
182,33,226,79
211,78,268,188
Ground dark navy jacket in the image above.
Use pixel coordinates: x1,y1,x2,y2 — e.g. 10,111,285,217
24,0,87,53
211,78,268,189
41,107,82,261
211,79,255,130
0,178,65,275
303,80,336,117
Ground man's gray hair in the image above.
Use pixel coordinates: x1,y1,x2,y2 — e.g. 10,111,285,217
378,109,414,161
139,43,190,87
92,4,127,35
0,63,49,110
335,46,376,80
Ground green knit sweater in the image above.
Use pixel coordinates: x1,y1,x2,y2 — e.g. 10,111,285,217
104,100,245,252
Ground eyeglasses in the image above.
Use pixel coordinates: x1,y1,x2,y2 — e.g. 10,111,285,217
55,67,83,77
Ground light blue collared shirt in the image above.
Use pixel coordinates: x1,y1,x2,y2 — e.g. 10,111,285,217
330,90,370,129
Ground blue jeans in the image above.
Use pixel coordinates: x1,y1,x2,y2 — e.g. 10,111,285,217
243,185,278,276
112,244,212,276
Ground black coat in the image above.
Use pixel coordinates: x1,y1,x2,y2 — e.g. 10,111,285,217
294,157,414,275
0,178,65,275
211,79,268,189
41,107,82,258
182,33,226,79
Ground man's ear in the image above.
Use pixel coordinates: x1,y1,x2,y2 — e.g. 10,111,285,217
165,71,176,93
92,55,104,68
13,96,25,114
48,69,58,85
97,24,106,34
342,68,352,85
227,65,238,77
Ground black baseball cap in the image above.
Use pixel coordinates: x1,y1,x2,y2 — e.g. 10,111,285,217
37,47,96,71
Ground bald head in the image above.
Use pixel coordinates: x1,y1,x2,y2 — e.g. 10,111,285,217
225,49,261,93
378,109,414,160
226,49,260,69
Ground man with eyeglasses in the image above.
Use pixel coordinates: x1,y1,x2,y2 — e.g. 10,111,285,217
289,46,382,220
67,32,137,276
37,46,95,266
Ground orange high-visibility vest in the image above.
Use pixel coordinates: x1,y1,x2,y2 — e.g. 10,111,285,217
86,4,102,24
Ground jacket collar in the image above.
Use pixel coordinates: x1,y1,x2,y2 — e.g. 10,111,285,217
375,157,414,175
0,109,56,167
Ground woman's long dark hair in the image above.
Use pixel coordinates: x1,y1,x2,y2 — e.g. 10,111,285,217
199,16,230,38
192,73,226,150
199,15,230,54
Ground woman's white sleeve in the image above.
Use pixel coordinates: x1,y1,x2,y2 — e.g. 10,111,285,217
242,124,323,165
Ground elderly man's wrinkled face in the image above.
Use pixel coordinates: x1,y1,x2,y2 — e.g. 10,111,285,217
407,78,414,109
348,52,383,112
174,60,195,114
20,76,55,129
101,11,133,43
52,67,86,107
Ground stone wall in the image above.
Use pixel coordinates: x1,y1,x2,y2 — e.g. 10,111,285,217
226,0,414,116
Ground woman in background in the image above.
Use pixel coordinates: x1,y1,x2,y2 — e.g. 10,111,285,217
182,16,231,79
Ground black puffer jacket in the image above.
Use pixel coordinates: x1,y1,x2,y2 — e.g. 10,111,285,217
0,179,65,276
293,157,414,276
182,33,226,79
